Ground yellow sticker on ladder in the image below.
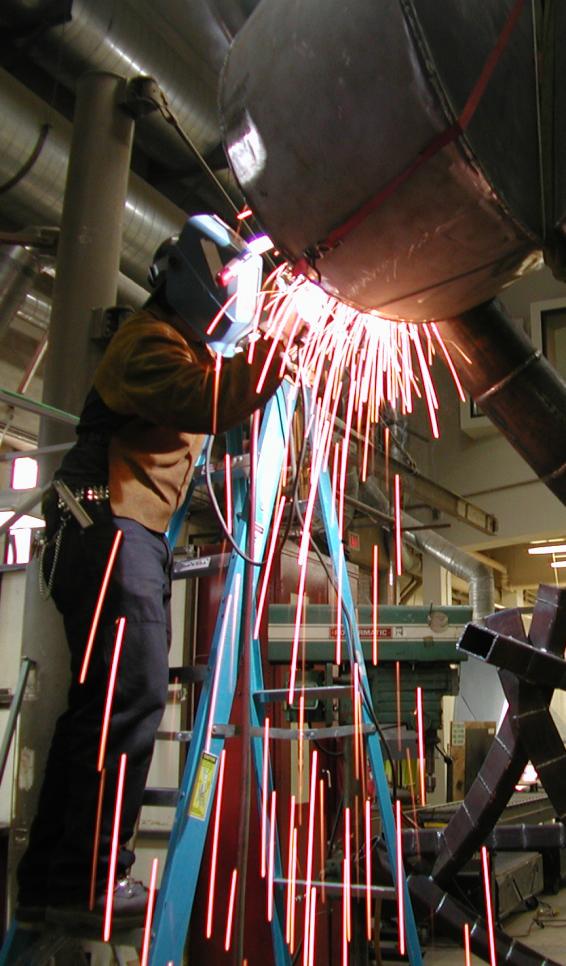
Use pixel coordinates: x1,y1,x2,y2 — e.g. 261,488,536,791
188,751,218,820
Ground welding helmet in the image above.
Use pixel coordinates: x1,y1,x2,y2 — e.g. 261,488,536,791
148,214,263,356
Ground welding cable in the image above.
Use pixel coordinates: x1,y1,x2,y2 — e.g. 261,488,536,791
204,433,265,566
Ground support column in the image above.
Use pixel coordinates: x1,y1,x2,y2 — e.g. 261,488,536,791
9,72,135,905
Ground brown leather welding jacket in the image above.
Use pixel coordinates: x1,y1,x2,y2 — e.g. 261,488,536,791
85,309,284,532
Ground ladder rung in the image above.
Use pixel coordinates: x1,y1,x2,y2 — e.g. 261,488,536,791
250,723,376,740
172,554,230,581
253,686,352,703
168,665,208,684
155,723,236,742
143,787,180,807
274,878,396,899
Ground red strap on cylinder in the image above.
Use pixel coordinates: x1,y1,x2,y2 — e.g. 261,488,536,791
320,0,527,253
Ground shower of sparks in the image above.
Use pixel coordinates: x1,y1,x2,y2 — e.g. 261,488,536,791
224,868,238,951
416,686,426,805
344,806,352,942
212,353,222,437
481,846,497,966
140,857,159,966
464,922,472,966
97,617,126,772
80,529,123,683
103,753,127,942
307,886,317,966
395,798,405,956
261,716,271,878
206,749,226,938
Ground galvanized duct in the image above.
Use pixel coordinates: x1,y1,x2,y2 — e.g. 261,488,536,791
0,67,185,287
360,476,494,618
438,298,566,508
5,0,253,169
0,246,42,338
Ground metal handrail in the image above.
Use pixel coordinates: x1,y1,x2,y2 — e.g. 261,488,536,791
0,657,35,786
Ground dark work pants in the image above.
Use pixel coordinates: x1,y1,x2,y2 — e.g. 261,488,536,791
17,510,171,906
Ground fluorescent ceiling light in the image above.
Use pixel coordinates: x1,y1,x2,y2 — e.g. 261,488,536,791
528,544,566,555
551,560,566,569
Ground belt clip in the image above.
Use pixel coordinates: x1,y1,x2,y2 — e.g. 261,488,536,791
52,480,94,528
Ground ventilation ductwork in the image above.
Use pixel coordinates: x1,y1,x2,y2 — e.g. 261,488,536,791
0,68,185,287
0,246,42,338
360,476,494,618
3,0,248,169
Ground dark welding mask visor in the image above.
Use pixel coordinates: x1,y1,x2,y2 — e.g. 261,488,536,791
163,214,263,356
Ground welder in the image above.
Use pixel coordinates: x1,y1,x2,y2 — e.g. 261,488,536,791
16,215,291,928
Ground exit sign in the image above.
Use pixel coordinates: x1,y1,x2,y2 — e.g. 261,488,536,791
347,532,360,551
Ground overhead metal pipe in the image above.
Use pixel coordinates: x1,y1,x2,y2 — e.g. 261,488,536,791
0,246,42,338
0,67,185,287
437,298,566,507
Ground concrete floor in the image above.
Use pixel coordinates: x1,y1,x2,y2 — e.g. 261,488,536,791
425,887,566,964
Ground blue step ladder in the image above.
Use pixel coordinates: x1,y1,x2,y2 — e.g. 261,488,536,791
149,383,423,965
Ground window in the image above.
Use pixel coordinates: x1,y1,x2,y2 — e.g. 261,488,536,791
1,456,43,566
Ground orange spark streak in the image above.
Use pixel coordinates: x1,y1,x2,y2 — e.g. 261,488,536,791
224,869,238,951
395,799,405,956
384,426,390,496
430,323,466,402
481,847,497,966
140,857,159,966
342,859,348,966
211,353,222,437
319,779,326,903
261,718,270,879
303,750,319,964
237,207,252,220
254,497,287,640
206,749,226,938
89,769,106,910
395,661,402,753
335,554,344,666
416,686,426,805
267,790,277,921
224,453,233,533
364,799,372,941
288,827,298,952
286,796,296,944
307,887,317,966
344,807,352,942
372,545,379,665
205,592,234,751
103,753,127,942
464,922,472,966
353,664,361,780
97,617,127,772
80,529,123,683
394,473,402,577
289,565,308,703
206,291,238,336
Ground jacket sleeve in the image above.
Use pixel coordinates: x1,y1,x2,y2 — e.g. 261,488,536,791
94,317,285,434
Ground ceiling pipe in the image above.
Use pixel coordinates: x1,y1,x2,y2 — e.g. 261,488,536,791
437,298,566,508
4,0,251,170
0,246,43,338
0,67,185,287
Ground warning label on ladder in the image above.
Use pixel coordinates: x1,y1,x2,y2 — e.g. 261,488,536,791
188,751,218,820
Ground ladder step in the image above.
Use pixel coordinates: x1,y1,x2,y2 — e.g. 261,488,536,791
172,553,230,580
155,724,236,743
274,878,396,899
143,787,180,807
249,723,376,740
168,665,208,684
253,685,352,703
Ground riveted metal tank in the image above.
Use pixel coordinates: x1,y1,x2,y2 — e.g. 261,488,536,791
220,0,543,321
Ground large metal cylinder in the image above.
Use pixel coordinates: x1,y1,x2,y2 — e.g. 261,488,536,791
220,0,542,321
